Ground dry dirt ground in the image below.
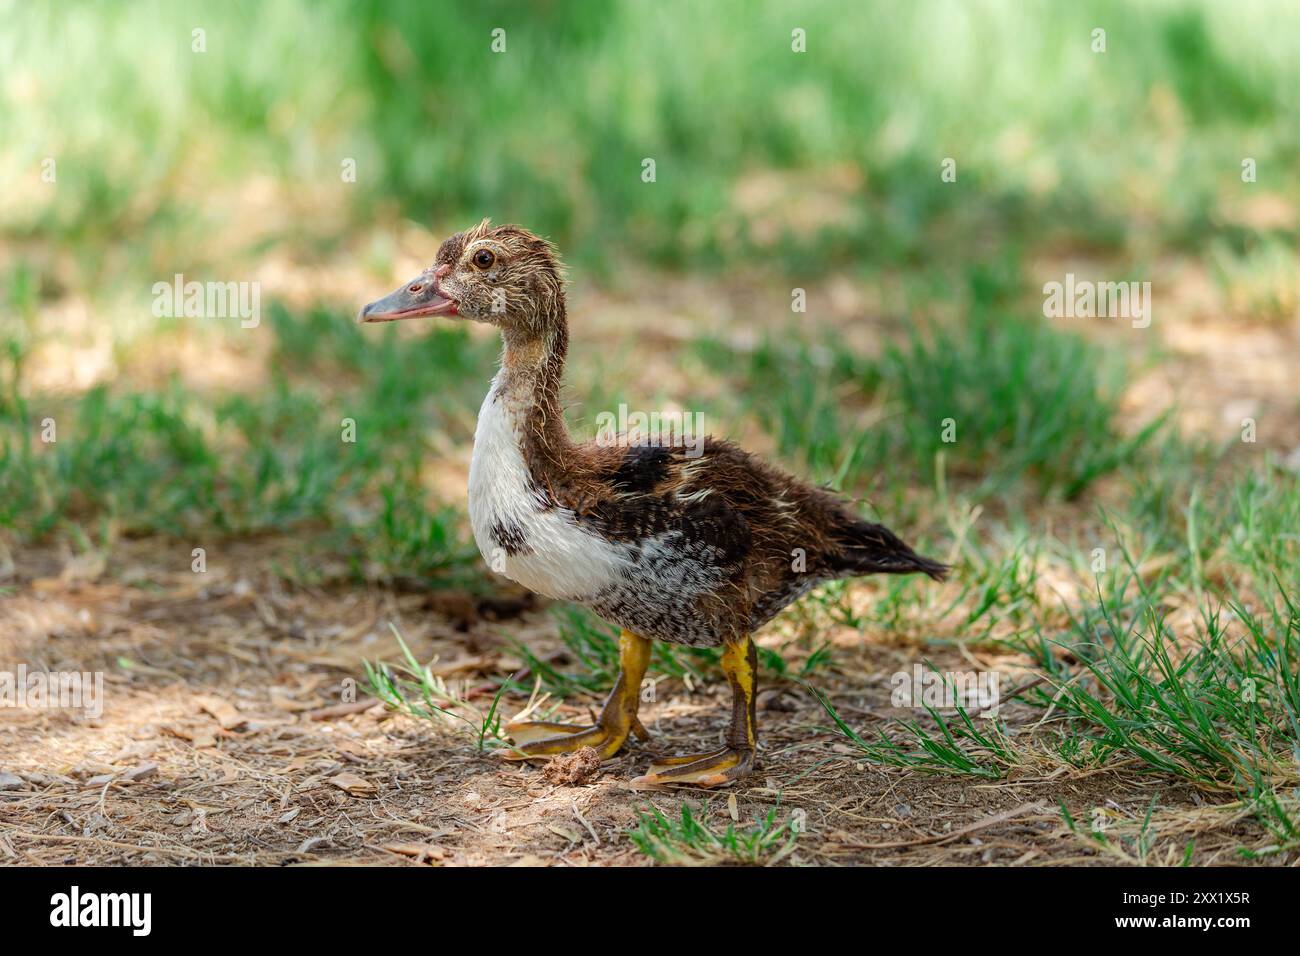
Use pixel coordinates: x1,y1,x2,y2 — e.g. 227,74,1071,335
0,534,1282,868
2,254,1297,867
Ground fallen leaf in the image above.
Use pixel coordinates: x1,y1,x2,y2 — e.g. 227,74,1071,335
329,772,377,798
195,695,246,730
381,842,448,862
110,741,157,763
306,699,382,721
546,824,582,842
426,655,493,677
270,690,320,713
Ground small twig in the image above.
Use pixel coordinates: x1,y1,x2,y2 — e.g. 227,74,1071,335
6,830,247,862
571,798,600,845
307,698,381,721
974,674,1051,717
836,801,1047,850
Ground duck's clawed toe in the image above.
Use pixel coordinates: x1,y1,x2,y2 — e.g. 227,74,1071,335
501,720,589,748
502,631,653,763
631,746,755,789
502,715,645,761
501,720,618,760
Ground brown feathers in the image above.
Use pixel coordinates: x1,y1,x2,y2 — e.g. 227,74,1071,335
433,220,946,645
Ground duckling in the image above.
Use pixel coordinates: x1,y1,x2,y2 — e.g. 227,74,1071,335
360,220,947,788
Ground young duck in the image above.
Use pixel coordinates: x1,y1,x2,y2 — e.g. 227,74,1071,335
360,220,947,788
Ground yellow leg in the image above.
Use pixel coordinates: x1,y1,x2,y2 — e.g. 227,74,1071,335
504,629,651,760
632,636,757,788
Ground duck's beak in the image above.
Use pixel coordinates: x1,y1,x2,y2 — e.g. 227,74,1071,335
358,272,458,323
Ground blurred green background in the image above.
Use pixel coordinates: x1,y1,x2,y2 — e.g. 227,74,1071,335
1,0,1297,568
5,0,1300,272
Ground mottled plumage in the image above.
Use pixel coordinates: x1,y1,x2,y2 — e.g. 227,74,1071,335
361,220,947,787
433,222,946,646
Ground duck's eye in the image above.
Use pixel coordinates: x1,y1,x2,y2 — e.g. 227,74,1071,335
472,249,496,270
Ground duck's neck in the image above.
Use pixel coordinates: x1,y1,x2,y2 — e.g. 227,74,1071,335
494,315,573,483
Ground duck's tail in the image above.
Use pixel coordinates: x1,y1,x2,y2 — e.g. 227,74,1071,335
831,518,949,582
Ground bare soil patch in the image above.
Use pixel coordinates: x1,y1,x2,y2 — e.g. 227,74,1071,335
0,540,1277,867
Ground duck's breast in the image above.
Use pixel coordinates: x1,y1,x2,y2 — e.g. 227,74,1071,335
467,384,629,600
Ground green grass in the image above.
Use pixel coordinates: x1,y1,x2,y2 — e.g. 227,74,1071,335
1211,236,1300,323
629,802,800,866
813,685,1017,780
0,304,486,586
809,462,1300,852
5,1,1299,275
695,273,1162,500
1059,796,1174,866
365,623,509,752
823,464,1300,850
1011,535,1299,802
873,312,1164,499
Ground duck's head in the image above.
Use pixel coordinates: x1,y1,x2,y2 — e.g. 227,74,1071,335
359,219,564,339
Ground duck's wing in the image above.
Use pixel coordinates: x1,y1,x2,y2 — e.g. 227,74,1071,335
565,437,945,585
560,440,755,569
